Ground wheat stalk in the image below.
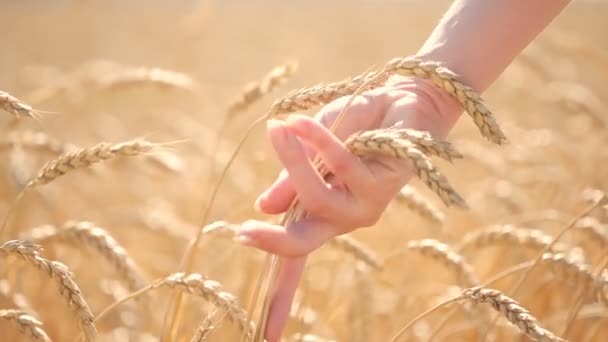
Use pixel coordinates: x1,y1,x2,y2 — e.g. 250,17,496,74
0,91,41,119
0,309,52,342
0,240,96,341
385,57,506,144
23,221,146,292
26,140,156,188
395,185,445,225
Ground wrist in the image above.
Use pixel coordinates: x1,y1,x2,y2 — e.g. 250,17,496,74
386,75,463,137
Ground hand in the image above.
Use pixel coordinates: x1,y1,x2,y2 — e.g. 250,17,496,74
237,76,462,341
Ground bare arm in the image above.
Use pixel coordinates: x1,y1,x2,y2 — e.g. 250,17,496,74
418,0,571,93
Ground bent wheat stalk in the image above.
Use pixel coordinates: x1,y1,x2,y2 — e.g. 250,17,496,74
0,309,52,342
23,221,146,292
391,287,564,342
95,272,254,339
0,240,96,341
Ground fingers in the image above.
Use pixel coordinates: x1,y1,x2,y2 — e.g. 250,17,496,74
237,218,337,257
266,119,345,218
285,115,375,197
264,257,307,342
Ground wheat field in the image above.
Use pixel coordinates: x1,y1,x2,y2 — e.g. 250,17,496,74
1,1,608,341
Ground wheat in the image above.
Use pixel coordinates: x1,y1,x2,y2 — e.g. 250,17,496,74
23,221,146,292
540,253,607,304
0,91,41,119
227,61,298,118
404,239,478,288
456,225,578,256
346,130,467,208
96,66,197,92
161,273,254,338
461,287,564,341
0,240,96,341
385,57,506,144
26,140,156,188
394,185,445,225
0,309,52,342
0,130,78,155
326,235,383,271
574,216,608,248
269,70,387,115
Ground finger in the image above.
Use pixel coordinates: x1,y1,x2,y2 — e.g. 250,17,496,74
236,218,337,257
267,119,344,217
264,256,307,342
285,115,375,196
255,170,294,214
256,141,318,215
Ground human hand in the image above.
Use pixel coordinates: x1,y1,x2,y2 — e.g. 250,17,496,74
237,76,462,341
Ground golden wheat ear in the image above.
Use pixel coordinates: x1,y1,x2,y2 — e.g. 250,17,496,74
0,309,52,342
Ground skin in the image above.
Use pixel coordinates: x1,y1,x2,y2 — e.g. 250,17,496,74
235,0,572,340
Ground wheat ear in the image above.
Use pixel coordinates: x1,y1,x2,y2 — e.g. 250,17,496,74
97,66,197,92
404,239,478,288
23,221,146,292
392,287,563,342
0,240,96,341
0,91,41,119
26,140,156,188
395,185,445,225
227,61,299,119
346,131,467,208
0,131,77,155
385,57,506,144
574,216,608,249
456,225,578,256
269,69,387,115
95,272,254,339
326,235,383,271
0,309,52,342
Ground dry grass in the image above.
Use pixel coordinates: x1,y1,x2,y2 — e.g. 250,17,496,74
0,2,607,342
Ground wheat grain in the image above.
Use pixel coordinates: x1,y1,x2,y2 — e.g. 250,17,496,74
161,273,254,338
0,130,78,155
395,185,445,225
97,66,197,92
269,70,386,115
26,140,156,188
326,235,383,271
385,57,506,144
461,287,564,341
456,225,578,256
404,239,478,288
0,240,96,341
574,216,608,248
0,91,41,119
346,130,467,208
0,309,52,342
227,61,298,118
23,221,146,292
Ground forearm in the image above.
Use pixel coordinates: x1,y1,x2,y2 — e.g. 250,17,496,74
417,0,571,93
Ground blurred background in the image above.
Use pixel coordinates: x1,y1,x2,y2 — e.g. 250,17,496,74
1,1,608,341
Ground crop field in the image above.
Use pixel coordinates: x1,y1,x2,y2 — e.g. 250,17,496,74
0,1,608,341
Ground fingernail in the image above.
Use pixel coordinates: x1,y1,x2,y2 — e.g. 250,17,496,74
253,196,263,212
234,234,254,246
